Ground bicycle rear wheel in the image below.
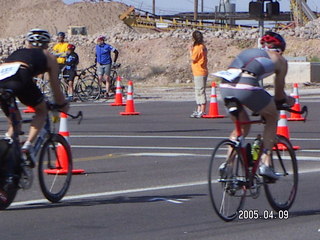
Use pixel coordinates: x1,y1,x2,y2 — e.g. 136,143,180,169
74,76,101,102
208,139,246,222
264,135,298,211
40,79,67,101
38,134,72,203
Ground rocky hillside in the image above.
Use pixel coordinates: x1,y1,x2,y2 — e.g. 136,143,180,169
0,0,319,85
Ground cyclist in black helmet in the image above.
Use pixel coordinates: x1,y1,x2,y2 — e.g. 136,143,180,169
215,31,294,180
1,28,69,167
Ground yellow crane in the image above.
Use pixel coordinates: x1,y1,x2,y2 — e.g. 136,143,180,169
290,0,316,25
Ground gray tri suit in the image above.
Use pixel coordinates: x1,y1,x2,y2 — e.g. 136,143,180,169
219,48,275,112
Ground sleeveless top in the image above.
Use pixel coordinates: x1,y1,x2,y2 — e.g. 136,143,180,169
5,48,48,76
228,48,275,80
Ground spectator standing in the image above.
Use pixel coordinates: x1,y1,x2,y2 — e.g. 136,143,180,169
189,30,208,118
52,32,69,71
63,44,79,101
95,36,119,98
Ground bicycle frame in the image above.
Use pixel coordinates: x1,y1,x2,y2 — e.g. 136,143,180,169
233,117,264,183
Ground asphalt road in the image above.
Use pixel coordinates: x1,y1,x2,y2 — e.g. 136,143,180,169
0,94,320,240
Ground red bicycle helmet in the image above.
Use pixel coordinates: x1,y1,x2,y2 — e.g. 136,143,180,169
97,36,105,42
260,31,286,52
67,44,76,50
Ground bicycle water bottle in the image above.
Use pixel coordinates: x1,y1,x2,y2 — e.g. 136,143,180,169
251,134,262,161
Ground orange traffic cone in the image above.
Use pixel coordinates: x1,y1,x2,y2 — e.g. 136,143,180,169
110,76,126,106
275,110,300,150
44,112,85,175
23,106,35,113
202,82,225,118
288,83,305,121
120,81,140,115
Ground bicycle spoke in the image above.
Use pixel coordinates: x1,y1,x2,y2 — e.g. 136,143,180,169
208,139,246,221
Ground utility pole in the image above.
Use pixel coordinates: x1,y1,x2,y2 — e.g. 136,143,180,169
201,0,204,12
152,0,155,15
194,0,198,20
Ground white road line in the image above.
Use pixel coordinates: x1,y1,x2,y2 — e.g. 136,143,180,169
71,145,213,151
10,166,320,208
70,145,320,160
126,153,209,157
70,135,320,141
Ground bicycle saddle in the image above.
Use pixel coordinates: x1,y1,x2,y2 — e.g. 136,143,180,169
224,97,243,117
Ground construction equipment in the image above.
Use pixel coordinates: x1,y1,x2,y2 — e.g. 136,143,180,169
290,0,317,26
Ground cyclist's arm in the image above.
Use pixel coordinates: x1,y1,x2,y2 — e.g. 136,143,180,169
269,52,291,103
44,50,69,112
113,49,119,63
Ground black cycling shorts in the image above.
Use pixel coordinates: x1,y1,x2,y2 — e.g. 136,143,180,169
0,68,44,115
63,69,76,82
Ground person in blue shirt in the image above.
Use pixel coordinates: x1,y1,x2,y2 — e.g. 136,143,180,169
95,36,119,98
63,44,79,101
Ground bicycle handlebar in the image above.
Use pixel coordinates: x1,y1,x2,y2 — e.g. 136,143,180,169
277,104,308,122
62,110,83,124
47,102,83,124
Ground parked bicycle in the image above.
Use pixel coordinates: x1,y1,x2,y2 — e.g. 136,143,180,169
74,63,123,102
0,89,82,210
208,96,308,222
35,68,69,101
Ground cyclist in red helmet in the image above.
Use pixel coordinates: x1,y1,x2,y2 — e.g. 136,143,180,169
63,44,79,101
214,31,294,180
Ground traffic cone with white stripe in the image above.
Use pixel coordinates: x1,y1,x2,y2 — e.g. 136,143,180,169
110,76,126,106
202,82,225,118
44,112,85,175
23,106,35,113
120,81,140,115
288,83,305,121
275,110,300,150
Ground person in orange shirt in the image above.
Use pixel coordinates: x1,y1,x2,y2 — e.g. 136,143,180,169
189,30,208,118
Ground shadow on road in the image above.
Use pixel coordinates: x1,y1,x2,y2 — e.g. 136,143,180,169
7,193,206,211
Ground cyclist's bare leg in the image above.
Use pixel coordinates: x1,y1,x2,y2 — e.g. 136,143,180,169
226,109,250,163
105,75,110,94
25,101,48,144
5,109,22,138
258,100,278,166
229,108,251,140
67,80,74,97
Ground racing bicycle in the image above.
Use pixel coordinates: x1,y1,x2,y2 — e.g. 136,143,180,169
208,96,308,221
74,63,123,102
0,89,82,209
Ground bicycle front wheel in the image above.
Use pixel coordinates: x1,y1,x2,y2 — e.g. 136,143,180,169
264,135,298,211
208,139,246,222
74,76,101,102
38,134,72,203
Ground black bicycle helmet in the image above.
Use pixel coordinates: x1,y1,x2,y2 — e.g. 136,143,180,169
57,31,66,37
260,31,286,52
27,29,51,47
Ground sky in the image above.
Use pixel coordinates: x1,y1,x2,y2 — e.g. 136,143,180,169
63,0,320,14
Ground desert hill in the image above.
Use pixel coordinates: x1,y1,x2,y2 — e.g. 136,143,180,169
0,0,127,37
0,0,319,85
